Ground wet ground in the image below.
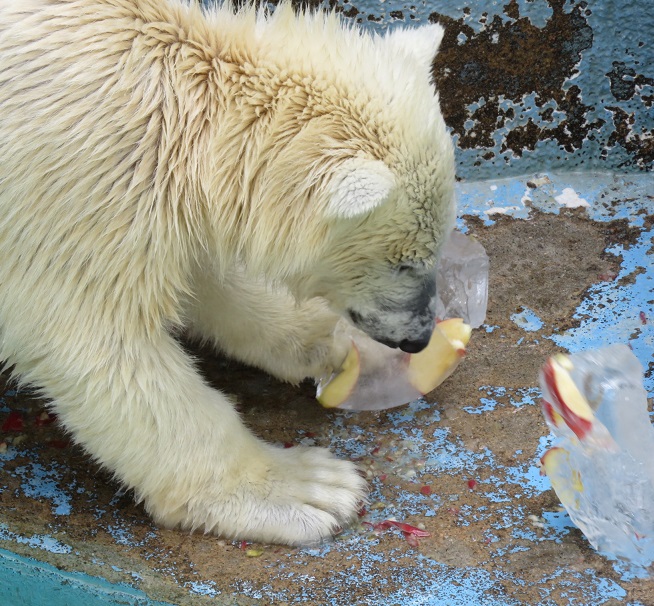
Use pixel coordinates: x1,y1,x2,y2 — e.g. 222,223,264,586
1,172,653,605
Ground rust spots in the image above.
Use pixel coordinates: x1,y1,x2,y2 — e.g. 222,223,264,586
431,0,596,157
502,119,541,157
606,107,654,170
237,0,652,173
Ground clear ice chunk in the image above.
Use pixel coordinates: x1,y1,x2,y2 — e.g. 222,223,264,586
539,345,654,566
316,230,488,411
435,230,489,329
317,319,421,411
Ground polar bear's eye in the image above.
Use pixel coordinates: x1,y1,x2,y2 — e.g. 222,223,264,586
396,264,416,274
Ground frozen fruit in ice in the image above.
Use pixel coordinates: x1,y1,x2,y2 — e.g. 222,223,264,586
541,446,584,510
407,318,472,394
539,345,654,565
317,343,360,408
542,400,565,428
541,354,594,439
435,230,489,328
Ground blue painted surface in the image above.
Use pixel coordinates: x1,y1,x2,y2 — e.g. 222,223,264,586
511,308,545,333
551,230,654,393
0,548,172,606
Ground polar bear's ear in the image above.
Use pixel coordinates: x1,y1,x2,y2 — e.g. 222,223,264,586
385,23,445,72
325,158,395,220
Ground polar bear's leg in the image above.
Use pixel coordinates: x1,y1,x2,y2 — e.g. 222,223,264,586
35,330,365,544
185,271,349,383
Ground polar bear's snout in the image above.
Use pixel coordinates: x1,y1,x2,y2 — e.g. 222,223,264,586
346,277,437,353
348,305,436,353
398,330,433,354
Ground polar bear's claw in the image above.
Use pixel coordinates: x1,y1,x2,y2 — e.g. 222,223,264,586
147,444,367,545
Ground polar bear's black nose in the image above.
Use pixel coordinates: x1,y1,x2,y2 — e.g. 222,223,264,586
399,333,431,354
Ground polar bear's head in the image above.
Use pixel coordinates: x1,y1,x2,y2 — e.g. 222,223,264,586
284,24,456,353
217,15,455,353
314,143,455,354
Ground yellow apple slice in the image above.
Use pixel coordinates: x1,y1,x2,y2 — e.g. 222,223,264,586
316,343,361,408
407,318,472,395
541,400,565,428
541,354,594,439
541,446,584,510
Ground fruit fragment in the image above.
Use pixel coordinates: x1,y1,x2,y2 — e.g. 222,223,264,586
2,411,24,432
407,318,472,394
362,519,431,537
541,354,594,439
245,548,264,557
316,343,361,408
541,400,565,428
541,446,584,509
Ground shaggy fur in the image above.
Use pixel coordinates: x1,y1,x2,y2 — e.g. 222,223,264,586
0,0,455,544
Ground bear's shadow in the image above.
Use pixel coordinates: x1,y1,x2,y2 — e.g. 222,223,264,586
181,336,331,443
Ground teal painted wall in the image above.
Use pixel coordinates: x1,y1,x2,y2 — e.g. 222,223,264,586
0,550,172,606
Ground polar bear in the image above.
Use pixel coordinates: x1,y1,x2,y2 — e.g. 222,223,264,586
0,0,455,544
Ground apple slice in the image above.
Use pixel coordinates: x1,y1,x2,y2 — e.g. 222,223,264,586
541,354,594,440
541,400,565,428
316,343,361,408
407,318,472,395
541,446,584,510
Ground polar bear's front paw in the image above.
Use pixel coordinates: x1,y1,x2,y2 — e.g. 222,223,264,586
149,444,367,545
264,306,349,384
240,445,368,544
287,324,351,383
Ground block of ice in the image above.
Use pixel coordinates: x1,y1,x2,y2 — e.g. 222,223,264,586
539,345,654,566
317,320,426,411
435,230,489,329
316,230,487,411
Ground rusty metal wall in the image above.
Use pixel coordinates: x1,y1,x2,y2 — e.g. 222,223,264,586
302,0,654,179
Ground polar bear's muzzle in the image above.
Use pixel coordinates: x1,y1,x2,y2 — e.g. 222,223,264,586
346,289,436,354
397,331,433,353
347,307,435,353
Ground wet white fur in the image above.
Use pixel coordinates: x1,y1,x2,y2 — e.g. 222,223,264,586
0,0,454,543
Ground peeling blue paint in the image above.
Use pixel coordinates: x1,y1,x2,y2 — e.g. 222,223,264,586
457,173,653,226
0,525,72,555
537,567,627,603
459,173,653,396
551,228,654,393
512,308,545,332
187,580,220,597
464,386,539,415
13,462,72,516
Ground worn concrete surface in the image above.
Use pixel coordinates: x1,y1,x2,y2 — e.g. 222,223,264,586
1,172,652,605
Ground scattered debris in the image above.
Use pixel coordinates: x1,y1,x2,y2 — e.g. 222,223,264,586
245,548,264,557
2,411,24,432
362,519,431,546
34,411,57,427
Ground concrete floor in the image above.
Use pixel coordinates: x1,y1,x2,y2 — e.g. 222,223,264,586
1,172,652,605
